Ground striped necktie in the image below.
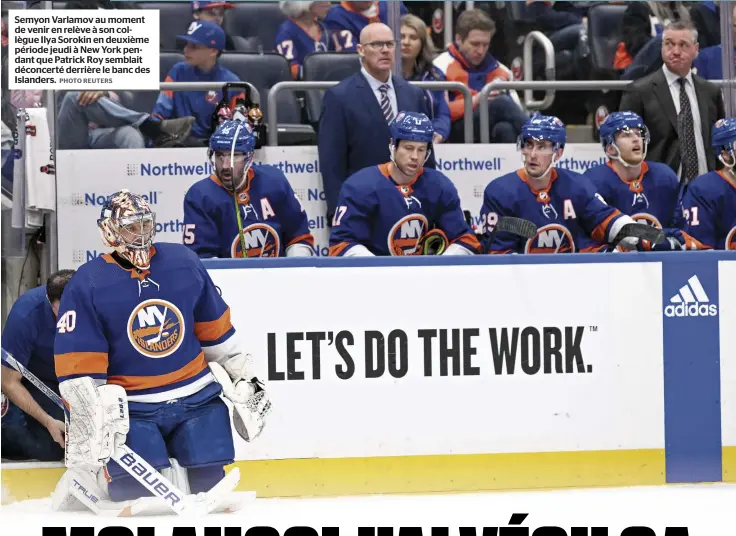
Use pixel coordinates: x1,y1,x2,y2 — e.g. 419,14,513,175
379,83,395,124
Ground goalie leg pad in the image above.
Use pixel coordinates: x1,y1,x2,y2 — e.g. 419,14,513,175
105,418,170,502
187,465,227,494
167,396,235,468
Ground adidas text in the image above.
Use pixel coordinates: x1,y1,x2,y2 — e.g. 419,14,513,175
664,303,718,317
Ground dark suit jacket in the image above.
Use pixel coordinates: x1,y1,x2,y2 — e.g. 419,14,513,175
318,71,435,218
619,68,725,176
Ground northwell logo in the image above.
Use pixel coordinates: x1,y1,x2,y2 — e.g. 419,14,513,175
664,275,718,318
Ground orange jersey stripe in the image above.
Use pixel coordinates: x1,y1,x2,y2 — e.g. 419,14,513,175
55,351,109,378
287,233,315,247
162,75,174,99
591,210,621,244
107,352,207,391
329,242,352,256
194,308,233,343
455,234,482,252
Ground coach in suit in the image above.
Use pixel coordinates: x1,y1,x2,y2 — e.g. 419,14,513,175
318,22,435,221
619,20,725,184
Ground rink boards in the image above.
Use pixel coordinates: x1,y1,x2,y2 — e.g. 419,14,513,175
2,252,735,503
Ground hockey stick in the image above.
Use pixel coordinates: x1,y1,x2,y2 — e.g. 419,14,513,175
0,347,242,516
610,223,665,249
486,216,539,250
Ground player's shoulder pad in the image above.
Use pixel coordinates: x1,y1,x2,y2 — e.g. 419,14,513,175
484,171,522,197
421,167,458,191
154,242,206,269
645,160,680,182
185,174,221,200
9,285,50,320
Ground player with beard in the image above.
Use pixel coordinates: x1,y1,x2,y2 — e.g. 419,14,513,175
329,111,479,256
183,120,315,258
480,114,642,254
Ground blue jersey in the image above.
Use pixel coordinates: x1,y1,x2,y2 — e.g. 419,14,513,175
274,19,332,79
480,168,627,254
183,164,315,258
329,163,480,256
54,243,236,404
153,61,244,139
324,1,407,52
681,170,736,250
1,285,58,391
584,161,681,229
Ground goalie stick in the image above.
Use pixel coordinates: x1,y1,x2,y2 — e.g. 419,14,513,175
1,347,245,517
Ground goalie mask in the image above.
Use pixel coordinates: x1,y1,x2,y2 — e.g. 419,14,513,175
388,111,434,176
599,111,650,167
712,118,736,171
97,190,156,270
209,119,256,193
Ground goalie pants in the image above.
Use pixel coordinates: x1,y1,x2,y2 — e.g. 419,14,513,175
105,382,235,502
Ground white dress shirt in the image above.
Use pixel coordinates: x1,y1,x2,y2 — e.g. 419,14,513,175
361,66,398,120
662,65,708,179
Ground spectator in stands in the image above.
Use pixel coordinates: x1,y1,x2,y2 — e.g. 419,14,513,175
190,1,237,52
619,20,725,185
57,90,195,150
318,22,434,223
692,4,736,80
324,0,407,52
689,1,722,50
619,2,691,81
1,270,75,462
400,14,450,144
275,1,334,79
154,20,246,147
434,9,526,143
525,1,590,80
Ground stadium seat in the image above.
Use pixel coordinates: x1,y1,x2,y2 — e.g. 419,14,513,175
139,2,194,52
218,53,315,145
587,4,627,76
123,52,185,115
222,2,286,53
301,52,362,125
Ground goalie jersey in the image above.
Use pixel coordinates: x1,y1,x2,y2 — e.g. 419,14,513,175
681,170,736,250
329,163,480,256
584,161,682,229
481,168,627,253
183,165,315,258
54,243,236,403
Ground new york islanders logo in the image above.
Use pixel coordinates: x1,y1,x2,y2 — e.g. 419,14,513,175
525,223,575,254
231,223,280,258
388,214,428,256
1,393,8,418
127,299,185,358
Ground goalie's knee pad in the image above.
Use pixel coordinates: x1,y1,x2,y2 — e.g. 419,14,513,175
52,468,109,512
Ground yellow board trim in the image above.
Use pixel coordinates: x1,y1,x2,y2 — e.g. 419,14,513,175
723,446,736,482
2,449,666,505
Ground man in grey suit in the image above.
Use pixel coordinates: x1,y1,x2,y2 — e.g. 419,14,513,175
619,20,725,185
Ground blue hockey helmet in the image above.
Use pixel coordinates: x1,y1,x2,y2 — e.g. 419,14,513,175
518,113,566,151
599,111,650,151
390,111,434,145
712,118,736,168
208,120,256,192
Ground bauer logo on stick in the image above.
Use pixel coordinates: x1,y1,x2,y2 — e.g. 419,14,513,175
127,299,185,358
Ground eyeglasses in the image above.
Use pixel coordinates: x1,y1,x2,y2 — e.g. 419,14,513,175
363,40,397,50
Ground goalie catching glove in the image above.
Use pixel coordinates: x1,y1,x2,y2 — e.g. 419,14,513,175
59,377,129,468
209,352,271,442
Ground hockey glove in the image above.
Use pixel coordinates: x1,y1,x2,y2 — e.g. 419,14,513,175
419,229,449,255
209,353,271,442
59,377,129,468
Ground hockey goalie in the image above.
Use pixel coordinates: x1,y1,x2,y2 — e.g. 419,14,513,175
50,189,271,516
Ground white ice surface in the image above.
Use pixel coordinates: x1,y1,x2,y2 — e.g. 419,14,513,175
2,484,736,535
